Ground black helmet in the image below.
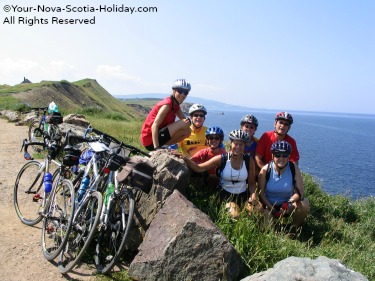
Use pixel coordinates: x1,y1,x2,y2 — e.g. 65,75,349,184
271,140,292,155
240,114,259,127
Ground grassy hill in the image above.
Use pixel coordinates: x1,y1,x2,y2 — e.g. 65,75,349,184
0,79,143,120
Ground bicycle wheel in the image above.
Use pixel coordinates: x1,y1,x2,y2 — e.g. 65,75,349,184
28,120,44,151
41,177,75,261
58,191,102,274
13,160,45,226
95,186,135,274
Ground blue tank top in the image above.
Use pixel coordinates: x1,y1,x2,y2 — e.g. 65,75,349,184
265,162,294,205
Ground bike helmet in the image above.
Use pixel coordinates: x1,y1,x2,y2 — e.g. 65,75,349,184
270,140,292,155
229,129,250,142
275,111,293,124
189,104,207,116
206,126,224,139
240,114,259,127
172,79,191,92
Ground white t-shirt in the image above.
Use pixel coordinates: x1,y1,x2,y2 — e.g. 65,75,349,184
220,157,248,194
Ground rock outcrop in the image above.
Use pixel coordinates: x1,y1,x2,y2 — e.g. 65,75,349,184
241,256,368,281
128,190,245,281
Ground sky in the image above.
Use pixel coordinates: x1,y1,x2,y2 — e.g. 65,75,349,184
1,0,374,114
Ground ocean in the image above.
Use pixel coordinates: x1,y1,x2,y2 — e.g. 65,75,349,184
203,109,375,199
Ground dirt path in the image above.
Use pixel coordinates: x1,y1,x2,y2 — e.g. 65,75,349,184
0,118,96,281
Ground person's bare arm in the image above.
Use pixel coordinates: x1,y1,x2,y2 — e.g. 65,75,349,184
151,104,169,148
183,154,221,173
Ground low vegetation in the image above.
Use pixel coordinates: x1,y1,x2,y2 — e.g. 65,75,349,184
2,80,373,280
85,116,374,281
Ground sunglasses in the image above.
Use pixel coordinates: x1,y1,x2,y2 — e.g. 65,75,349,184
273,153,290,158
207,136,221,141
176,89,189,96
243,124,256,129
193,114,205,118
278,120,290,126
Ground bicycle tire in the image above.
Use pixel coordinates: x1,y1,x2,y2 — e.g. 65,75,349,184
95,186,135,274
41,178,75,261
28,120,44,152
13,160,45,226
58,191,102,274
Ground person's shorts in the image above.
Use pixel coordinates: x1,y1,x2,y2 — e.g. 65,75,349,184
145,126,171,151
218,188,248,207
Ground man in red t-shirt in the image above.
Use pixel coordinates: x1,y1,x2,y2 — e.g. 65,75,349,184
255,112,299,169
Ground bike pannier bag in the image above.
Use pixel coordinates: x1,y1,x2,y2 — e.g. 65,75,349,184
106,153,128,171
63,145,81,166
46,112,63,125
116,156,155,193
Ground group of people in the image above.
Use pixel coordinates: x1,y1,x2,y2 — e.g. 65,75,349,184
140,79,310,229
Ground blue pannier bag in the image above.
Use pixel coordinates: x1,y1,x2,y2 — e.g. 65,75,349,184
79,149,95,165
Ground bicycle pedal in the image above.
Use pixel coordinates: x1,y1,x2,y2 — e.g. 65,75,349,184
32,194,43,202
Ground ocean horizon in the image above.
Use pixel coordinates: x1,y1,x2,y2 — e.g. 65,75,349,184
202,108,375,200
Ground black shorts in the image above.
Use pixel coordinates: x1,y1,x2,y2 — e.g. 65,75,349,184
218,188,248,207
145,126,171,151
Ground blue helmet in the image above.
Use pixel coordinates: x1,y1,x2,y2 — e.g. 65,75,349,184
172,79,191,92
206,126,224,139
271,140,292,155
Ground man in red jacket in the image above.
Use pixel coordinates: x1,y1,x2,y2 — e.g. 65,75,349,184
255,112,300,169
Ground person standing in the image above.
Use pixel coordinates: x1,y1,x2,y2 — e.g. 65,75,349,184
255,111,299,169
140,79,192,151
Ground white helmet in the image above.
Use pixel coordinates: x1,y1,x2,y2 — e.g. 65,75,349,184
172,79,191,92
229,129,250,142
189,104,207,116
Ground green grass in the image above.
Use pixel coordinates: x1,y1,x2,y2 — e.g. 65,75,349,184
68,117,374,280
10,106,374,280
187,174,375,280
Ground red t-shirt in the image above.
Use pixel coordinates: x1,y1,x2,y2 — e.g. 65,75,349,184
140,97,180,147
190,147,227,175
255,131,300,164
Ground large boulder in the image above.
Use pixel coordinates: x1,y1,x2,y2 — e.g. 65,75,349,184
0,110,20,122
133,150,190,235
128,190,244,281
63,113,90,128
241,256,368,281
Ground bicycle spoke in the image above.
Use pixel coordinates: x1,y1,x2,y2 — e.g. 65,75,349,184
14,161,45,226
42,178,75,261
95,187,134,274
58,191,102,274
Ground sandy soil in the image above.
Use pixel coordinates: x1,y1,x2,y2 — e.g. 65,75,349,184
0,118,96,281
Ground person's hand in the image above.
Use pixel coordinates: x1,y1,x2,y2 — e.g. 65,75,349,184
184,117,192,125
170,150,182,158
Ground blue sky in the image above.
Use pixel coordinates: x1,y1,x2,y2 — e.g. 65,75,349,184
1,0,374,114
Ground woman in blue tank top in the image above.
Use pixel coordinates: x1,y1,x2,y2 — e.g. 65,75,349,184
258,141,310,229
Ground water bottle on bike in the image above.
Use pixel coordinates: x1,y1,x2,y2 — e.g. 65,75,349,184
76,176,90,203
44,172,53,193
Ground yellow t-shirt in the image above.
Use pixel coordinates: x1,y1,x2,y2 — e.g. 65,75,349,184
179,125,208,157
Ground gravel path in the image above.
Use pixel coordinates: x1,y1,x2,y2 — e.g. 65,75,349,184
0,118,96,281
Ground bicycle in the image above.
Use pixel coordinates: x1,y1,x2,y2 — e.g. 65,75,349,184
58,129,112,274
28,107,62,152
94,140,152,274
13,132,78,261
58,127,150,274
